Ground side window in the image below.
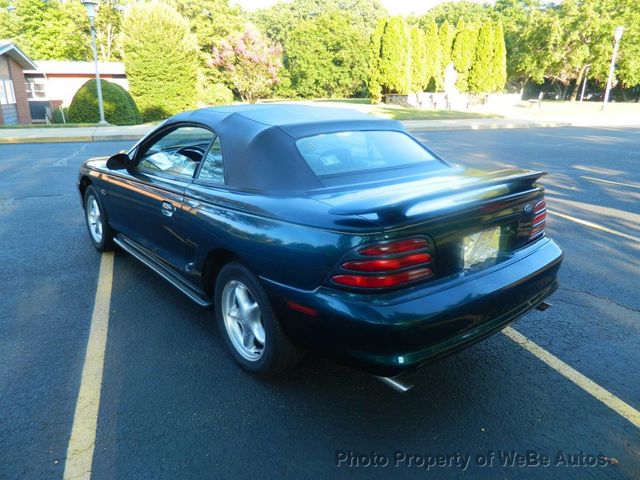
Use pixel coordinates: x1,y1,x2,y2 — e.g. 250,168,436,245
197,136,224,183
137,126,214,179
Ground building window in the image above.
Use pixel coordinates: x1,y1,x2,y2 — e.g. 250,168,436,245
0,79,16,105
25,78,46,99
0,56,16,105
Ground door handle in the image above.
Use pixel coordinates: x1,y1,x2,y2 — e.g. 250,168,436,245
161,201,175,217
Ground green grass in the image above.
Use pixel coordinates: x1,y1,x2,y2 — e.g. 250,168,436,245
313,98,371,105
308,98,499,120
0,123,99,129
369,105,497,120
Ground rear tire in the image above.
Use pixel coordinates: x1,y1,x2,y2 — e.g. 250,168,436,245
84,185,115,252
215,262,303,377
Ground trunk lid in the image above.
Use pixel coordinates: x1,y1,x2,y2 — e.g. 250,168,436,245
315,167,547,280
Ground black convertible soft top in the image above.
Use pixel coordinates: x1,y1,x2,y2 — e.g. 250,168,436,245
164,104,406,193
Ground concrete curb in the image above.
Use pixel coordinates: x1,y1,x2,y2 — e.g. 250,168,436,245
0,120,637,144
0,125,153,145
0,134,146,144
403,120,572,131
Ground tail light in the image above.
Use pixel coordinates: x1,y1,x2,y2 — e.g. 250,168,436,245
529,198,546,240
331,238,434,290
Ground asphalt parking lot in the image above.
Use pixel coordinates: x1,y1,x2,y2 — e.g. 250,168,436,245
1,127,639,479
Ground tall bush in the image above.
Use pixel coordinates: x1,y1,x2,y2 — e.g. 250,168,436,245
379,16,411,94
68,79,141,125
285,13,368,98
451,19,478,92
491,21,507,92
366,18,386,103
410,26,427,93
468,23,493,93
122,2,198,121
438,20,456,82
424,19,442,91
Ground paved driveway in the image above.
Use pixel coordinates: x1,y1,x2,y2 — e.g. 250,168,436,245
1,127,638,479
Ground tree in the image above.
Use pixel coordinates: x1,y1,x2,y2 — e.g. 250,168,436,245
438,21,456,84
170,0,244,54
494,0,545,91
285,13,368,98
253,0,386,46
410,26,427,92
451,19,478,92
468,23,493,92
122,2,199,120
616,0,640,89
545,0,611,100
95,0,124,61
424,19,442,90
211,24,282,103
421,0,492,26
491,21,507,91
379,16,411,94
367,18,386,102
0,0,90,60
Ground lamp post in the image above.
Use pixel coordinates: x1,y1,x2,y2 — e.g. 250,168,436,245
602,26,624,110
579,65,589,102
82,0,108,125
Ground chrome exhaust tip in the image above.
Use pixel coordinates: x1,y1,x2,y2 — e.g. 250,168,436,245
375,375,414,393
535,300,552,311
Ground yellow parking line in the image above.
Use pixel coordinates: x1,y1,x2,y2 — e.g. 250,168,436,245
64,252,114,480
503,327,640,429
548,210,640,244
580,175,640,190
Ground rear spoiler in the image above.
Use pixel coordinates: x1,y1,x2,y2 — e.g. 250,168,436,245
329,170,546,216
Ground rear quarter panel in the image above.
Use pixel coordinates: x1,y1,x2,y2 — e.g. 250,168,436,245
182,184,383,291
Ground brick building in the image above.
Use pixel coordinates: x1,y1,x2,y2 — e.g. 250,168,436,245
0,41,36,125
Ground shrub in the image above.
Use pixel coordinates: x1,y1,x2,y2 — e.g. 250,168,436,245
67,79,142,125
52,106,69,124
197,81,234,106
122,2,199,121
211,24,282,103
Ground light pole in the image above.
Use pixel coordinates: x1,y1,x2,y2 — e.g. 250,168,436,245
82,0,108,125
579,65,589,102
602,26,624,110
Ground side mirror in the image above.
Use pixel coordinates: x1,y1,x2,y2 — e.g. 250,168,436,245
106,152,131,170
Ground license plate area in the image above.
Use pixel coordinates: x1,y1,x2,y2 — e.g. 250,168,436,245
463,226,501,271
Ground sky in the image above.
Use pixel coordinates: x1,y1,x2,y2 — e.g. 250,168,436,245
231,0,492,16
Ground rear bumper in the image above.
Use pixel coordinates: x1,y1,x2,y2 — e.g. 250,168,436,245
263,237,563,376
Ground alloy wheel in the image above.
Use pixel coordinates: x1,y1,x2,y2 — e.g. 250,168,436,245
86,195,103,244
221,280,266,361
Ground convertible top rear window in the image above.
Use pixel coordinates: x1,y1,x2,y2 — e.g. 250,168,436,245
296,130,441,177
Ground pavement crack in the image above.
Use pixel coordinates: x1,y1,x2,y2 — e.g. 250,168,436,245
13,193,72,201
558,286,640,314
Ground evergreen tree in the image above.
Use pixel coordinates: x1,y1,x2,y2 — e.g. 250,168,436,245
285,13,368,98
491,21,507,91
122,2,199,121
410,26,427,93
451,19,477,91
367,18,386,103
468,22,493,92
379,16,411,94
438,20,455,83
424,19,442,91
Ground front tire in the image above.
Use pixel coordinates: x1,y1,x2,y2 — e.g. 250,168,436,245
215,262,303,377
84,185,115,251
